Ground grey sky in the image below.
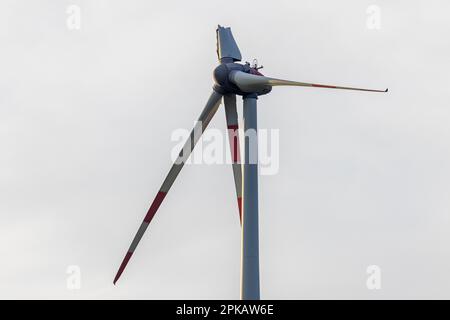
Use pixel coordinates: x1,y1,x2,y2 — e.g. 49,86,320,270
1,0,450,299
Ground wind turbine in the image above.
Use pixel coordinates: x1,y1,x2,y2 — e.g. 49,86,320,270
113,25,387,300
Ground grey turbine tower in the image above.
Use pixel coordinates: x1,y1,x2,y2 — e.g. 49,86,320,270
114,25,387,299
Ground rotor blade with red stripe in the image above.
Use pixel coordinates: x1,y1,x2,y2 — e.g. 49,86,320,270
114,91,223,284
224,94,243,223
229,70,388,93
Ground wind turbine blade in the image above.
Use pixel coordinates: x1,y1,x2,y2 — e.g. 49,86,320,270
267,78,388,93
113,91,223,285
216,25,242,63
229,71,388,93
224,94,243,223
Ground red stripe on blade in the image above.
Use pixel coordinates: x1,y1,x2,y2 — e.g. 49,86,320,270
143,191,167,223
237,197,242,223
113,251,133,285
232,142,240,163
227,127,240,163
312,84,337,89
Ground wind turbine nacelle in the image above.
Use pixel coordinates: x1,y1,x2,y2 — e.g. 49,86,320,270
213,63,272,96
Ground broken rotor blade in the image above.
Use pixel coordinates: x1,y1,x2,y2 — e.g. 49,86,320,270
113,91,223,285
216,25,242,63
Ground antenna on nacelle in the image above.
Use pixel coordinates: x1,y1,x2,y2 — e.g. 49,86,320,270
252,58,264,70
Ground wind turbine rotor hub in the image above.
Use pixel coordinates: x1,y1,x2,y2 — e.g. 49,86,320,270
213,63,272,96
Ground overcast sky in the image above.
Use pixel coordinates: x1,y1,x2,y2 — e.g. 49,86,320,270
1,0,450,299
